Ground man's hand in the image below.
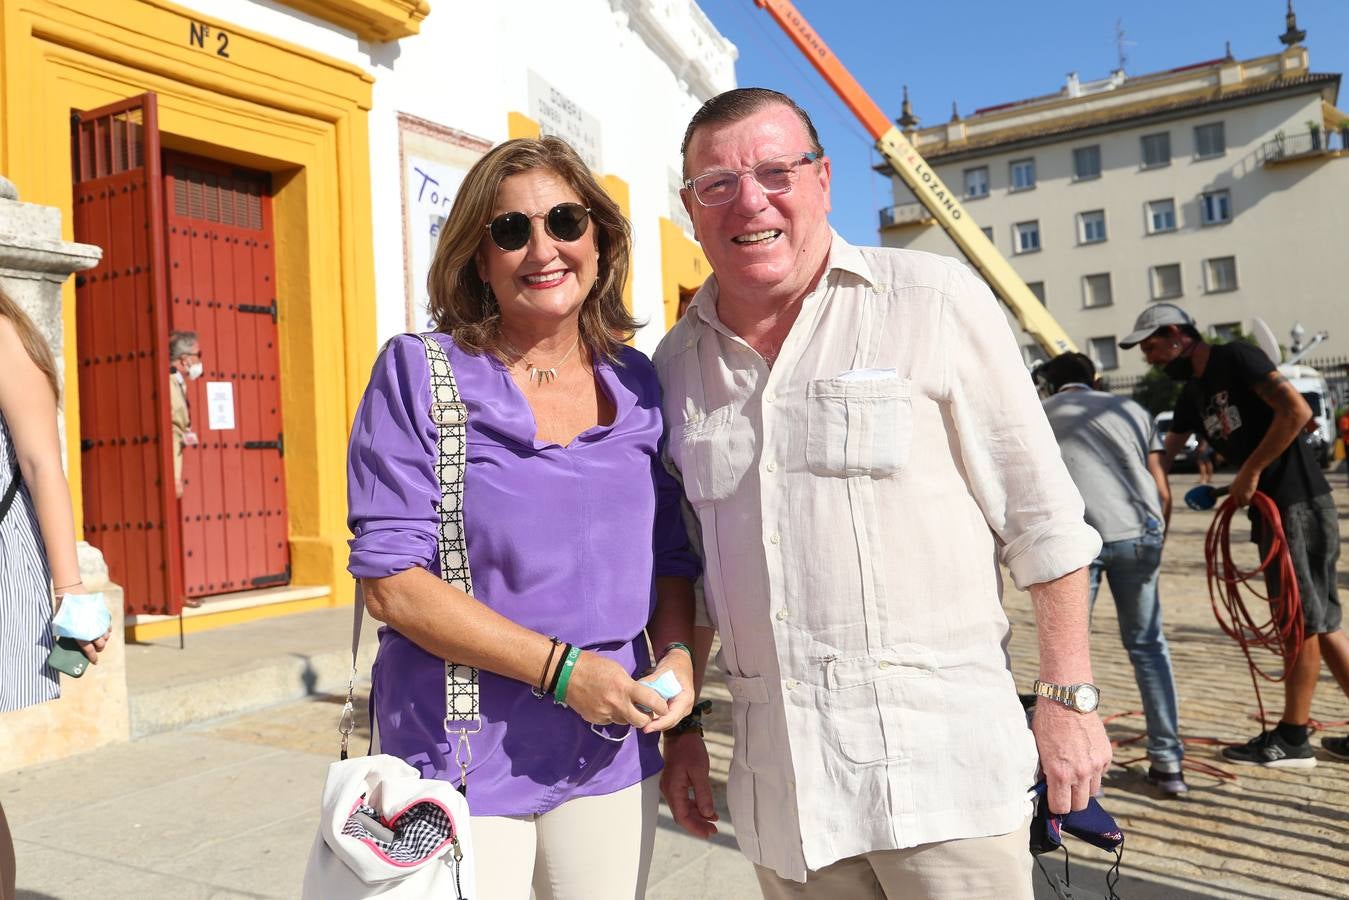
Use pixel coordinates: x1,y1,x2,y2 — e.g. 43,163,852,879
1031,702,1112,815
1229,466,1259,507
641,648,695,733
660,731,718,838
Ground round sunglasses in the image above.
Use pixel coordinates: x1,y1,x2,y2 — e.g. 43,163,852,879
485,202,592,252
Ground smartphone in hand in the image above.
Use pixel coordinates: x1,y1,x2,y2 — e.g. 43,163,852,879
46,637,90,678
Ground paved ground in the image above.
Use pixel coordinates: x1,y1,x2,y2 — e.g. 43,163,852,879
6,472,1349,898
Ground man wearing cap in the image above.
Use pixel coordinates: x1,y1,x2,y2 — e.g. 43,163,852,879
1035,352,1187,796
1120,303,1349,766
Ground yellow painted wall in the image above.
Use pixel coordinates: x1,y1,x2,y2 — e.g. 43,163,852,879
1,0,376,600
659,217,708,330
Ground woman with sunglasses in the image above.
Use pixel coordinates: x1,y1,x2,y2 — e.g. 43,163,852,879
347,137,699,899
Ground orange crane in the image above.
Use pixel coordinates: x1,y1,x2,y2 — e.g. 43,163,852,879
753,0,1076,356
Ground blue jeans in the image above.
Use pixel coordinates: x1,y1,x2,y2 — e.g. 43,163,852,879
1087,530,1184,770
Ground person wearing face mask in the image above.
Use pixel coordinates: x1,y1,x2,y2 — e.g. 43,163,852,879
168,330,202,500
1120,303,1349,768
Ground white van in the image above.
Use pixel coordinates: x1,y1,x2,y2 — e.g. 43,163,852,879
1280,364,1336,467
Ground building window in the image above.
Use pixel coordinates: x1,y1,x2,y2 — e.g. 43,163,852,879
1013,220,1041,253
1027,281,1046,305
1201,189,1232,225
980,225,994,243
1010,158,1036,191
1205,256,1238,293
1211,322,1243,342
1089,337,1120,371
1077,210,1107,244
1146,198,1177,233
1023,344,1049,367
1150,263,1183,300
1194,122,1226,158
964,166,989,199
1073,145,1101,180
1083,273,1113,308
1141,132,1171,168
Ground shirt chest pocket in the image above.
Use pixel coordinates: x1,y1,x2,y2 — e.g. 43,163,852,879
675,404,747,506
805,375,913,478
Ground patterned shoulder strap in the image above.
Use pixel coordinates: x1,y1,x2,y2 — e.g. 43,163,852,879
417,334,481,787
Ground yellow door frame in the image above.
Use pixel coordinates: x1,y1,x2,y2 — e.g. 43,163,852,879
1,0,377,615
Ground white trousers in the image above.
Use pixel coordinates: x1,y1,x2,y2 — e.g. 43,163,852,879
471,774,659,900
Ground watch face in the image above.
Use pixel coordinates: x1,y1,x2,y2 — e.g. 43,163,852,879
1073,684,1100,712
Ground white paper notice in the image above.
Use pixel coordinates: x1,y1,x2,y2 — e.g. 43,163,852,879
205,381,236,431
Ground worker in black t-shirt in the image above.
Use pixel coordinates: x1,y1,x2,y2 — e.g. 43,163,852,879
1121,303,1349,767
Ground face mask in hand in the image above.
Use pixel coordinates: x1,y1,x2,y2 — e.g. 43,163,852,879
187,361,204,380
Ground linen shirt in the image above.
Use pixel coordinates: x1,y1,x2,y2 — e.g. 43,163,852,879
347,334,699,817
652,234,1101,881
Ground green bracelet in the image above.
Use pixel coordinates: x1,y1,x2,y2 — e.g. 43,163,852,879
552,645,582,706
663,642,692,658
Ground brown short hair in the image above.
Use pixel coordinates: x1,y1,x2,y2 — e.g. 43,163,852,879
0,285,60,401
680,88,824,177
425,137,636,361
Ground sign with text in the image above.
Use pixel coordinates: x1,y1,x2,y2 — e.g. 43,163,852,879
528,71,602,171
205,381,235,431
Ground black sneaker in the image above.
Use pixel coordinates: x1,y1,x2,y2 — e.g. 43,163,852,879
1322,735,1349,761
1221,730,1317,768
1145,767,1189,797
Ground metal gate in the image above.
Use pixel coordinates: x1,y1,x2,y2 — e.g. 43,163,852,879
71,94,183,615
163,153,290,597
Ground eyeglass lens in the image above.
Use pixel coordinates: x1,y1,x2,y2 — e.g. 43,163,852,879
489,203,591,252
691,154,814,206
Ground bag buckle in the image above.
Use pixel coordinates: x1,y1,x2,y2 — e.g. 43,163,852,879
432,401,468,426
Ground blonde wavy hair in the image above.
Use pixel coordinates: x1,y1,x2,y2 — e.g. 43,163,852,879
425,137,636,361
0,285,60,400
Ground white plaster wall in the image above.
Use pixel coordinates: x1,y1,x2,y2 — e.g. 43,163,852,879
178,0,735,354
884,90,1349,376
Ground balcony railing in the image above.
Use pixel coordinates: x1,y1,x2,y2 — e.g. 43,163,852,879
878,202,935,229
1259,128,1349,164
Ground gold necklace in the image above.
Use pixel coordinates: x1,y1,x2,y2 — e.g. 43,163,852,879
501,336,580,385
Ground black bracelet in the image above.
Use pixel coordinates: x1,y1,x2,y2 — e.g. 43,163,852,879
669,699,713,737
533,636,562,699
545,643,572,697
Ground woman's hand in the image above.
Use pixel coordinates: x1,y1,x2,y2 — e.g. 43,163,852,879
52,592,112,664
562,651,668,729
641,648,695,734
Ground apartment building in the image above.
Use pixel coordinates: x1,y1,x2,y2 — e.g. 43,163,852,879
879,9,1348,377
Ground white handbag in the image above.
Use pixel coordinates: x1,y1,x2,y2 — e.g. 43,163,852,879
302,334,482,899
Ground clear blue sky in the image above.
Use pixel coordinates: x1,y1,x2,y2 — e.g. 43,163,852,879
701,0,1349,246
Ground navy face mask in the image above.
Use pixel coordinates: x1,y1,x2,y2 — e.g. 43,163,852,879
1029,781,1124,900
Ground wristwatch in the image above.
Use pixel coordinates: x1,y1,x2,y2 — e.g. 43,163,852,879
1032,679,1100,713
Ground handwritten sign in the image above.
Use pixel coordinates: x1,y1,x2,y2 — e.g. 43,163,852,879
528,71,602,170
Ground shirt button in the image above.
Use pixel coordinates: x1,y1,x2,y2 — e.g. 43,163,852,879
766,460,777,473
769,532,782,545
765,392,776,404
785,678,799,691
775,608,790,621
878,661,893,670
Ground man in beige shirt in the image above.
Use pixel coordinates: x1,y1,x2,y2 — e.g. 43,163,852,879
168,330,202,499
654,88,1112,898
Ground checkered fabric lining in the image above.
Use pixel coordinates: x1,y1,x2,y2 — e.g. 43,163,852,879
342,800,455,864
417,334,480,725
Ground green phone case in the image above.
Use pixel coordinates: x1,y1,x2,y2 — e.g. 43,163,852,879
46,637,89,678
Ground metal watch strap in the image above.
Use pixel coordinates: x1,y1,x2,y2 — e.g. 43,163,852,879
1033,679,1070,707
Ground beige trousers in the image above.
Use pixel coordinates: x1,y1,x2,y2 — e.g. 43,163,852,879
756,817,1033,900
471,774,659,900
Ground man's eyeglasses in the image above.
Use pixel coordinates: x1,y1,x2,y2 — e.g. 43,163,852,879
485,203,592,252
683,152,821,207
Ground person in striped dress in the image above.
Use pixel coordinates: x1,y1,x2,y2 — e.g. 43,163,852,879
0,287,111,900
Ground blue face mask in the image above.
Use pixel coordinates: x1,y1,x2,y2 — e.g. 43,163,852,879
1029,781,1124,900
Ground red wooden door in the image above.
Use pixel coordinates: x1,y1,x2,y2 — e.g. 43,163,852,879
163,153,290,596
71,94,184,615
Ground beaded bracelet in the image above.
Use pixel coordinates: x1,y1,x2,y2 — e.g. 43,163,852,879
552,645,582,706
533,637,562,699
669,699,713,737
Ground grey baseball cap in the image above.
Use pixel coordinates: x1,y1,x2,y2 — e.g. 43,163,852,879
1118,303,1196,348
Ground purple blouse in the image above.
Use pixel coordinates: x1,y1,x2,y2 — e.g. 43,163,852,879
347,334,698,816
